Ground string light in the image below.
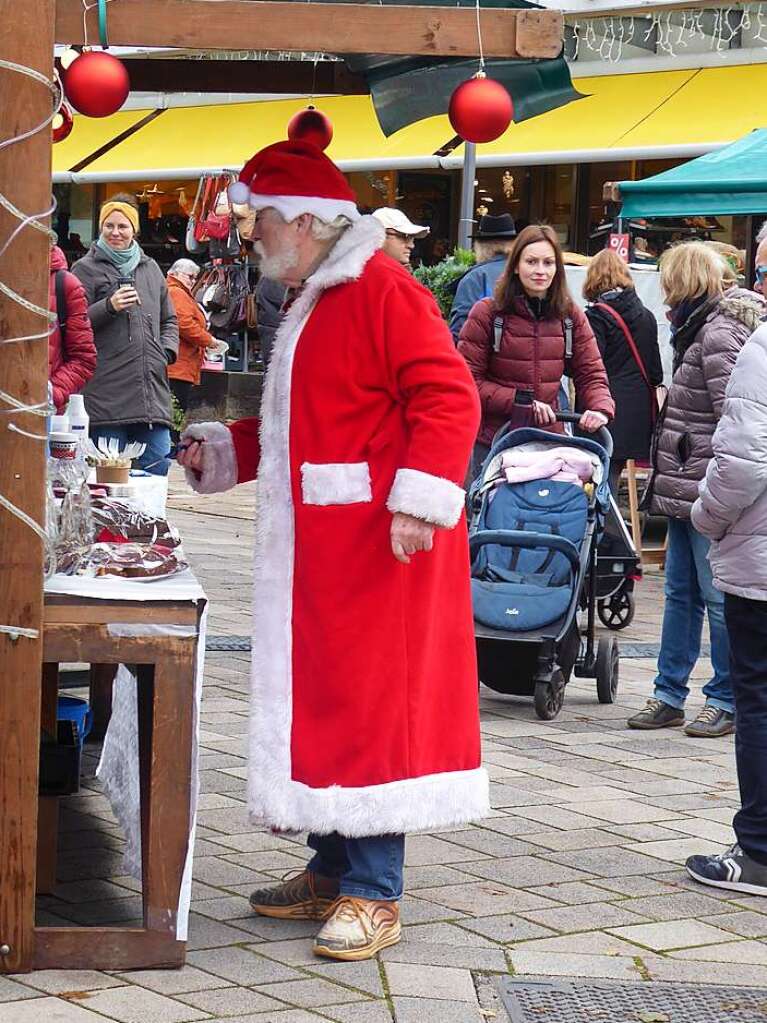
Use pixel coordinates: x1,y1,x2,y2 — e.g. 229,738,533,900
572,4,767,64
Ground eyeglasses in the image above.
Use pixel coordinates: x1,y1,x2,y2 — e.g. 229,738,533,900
386,230,416,245
756,265,767,284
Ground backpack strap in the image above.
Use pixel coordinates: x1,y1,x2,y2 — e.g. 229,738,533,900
55,269,68,346
562,316,573,375
493,315,504,353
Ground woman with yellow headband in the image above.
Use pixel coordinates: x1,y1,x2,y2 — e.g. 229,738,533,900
72,192,179,475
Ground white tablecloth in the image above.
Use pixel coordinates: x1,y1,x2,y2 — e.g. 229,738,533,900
45,551,206,942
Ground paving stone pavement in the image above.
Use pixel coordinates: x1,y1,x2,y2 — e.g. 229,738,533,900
4,468,765,1021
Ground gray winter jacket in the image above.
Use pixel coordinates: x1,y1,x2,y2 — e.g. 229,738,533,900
72,243,179,427
692,322,767,600
649,289,766,520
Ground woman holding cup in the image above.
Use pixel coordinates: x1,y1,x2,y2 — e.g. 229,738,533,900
72,193,179,475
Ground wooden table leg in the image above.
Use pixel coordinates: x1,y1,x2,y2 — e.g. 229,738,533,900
36,663,60,895
140,646,195,947
88,664,118,742
36,798,59,895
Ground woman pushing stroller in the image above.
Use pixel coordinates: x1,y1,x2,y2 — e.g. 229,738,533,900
458,224,615,480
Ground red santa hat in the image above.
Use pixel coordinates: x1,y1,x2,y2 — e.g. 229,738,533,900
237,140,360,223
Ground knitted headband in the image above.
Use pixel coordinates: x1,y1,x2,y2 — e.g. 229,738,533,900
99,201,139,233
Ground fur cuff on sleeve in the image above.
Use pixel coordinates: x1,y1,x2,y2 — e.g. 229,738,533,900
180,421,238,494
386,468,465,528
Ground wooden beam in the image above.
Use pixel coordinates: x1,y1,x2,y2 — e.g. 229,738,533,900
0,0,55,975
55,0,564,59
123,58,368,95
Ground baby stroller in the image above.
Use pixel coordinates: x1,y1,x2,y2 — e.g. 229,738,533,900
595,496,642,631
467,411,619,720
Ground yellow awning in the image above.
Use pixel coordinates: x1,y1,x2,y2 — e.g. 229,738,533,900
52,109,156,174
59,95,454,180
445,64,767,166
53,64,767,181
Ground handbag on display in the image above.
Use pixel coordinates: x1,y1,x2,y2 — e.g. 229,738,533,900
199,175,232,242
185,177,206,253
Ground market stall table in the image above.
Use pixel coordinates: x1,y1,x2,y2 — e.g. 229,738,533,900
35,565,207,971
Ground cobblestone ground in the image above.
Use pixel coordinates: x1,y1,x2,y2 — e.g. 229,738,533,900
3,468,764,1022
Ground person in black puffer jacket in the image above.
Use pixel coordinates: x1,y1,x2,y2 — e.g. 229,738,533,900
256,275,287,370
584,249,664,495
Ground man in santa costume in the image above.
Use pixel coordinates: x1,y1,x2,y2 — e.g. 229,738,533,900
179,139,489,961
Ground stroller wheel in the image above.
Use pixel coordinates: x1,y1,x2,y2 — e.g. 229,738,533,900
597,591,635,631
534,669,565,720
596,636,620,703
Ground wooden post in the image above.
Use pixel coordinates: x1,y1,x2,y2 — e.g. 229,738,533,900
0,0,55,973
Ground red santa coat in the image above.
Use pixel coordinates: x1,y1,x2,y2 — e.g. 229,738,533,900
185,216,489,836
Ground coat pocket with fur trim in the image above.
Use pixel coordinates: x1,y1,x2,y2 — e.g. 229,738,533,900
300,462,372,506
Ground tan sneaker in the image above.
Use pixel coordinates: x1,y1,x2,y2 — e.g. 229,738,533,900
249,870,339,920
313,896,401,961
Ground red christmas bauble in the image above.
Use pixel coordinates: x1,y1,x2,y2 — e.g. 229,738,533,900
64,51,130,118
52,101,74,143
448,76,513,144
287,106,333,151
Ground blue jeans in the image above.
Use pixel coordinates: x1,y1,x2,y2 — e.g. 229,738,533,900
307,832,404,901
91,423,172,477
653,517,733,713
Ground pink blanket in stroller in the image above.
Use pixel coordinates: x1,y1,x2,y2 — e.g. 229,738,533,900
500,447,596,487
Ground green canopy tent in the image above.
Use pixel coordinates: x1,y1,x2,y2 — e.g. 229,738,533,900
618,128,767,219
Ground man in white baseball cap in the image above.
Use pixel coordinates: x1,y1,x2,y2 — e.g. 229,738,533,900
372,207,429,268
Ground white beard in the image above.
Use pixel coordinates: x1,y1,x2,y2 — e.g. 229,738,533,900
255,240,300,283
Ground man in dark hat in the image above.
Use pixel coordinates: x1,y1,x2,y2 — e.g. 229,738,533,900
449,212,516,342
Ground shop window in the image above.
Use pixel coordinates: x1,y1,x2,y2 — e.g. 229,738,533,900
475,167,530,232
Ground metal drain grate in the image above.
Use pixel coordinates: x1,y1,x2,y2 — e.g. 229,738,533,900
202,638,703,658
206,635,252,651
498,978,767,1022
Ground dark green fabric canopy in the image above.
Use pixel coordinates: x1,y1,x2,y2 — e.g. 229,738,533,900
619,129,767,218
340,0,582,137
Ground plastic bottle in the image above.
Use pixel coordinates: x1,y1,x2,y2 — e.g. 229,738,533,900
66,394,89,451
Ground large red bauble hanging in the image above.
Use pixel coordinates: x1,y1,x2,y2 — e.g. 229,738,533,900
52,101,74,143
287,105,333,151
449,75,513,144
63,51,130,118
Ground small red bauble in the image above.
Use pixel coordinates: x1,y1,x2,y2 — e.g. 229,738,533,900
64,51,130,118
52,101,74,143
449,76,513,144
287,106,333,151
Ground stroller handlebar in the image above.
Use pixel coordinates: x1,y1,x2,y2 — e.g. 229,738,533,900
554,411,613,459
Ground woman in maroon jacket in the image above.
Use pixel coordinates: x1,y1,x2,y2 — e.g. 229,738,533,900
49,245,97,413
458,225,614,476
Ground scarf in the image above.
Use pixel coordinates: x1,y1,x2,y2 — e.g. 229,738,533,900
96,236,142,277
669,293,718,372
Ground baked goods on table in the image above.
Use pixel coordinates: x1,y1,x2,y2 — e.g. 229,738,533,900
56,541,187,580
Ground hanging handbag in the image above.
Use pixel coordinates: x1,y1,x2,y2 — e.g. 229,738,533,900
594,303,665,423
185,177,206,253
200,175,232,242
194,176,216,243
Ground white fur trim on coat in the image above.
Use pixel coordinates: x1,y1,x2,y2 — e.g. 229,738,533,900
301,461,372,505
249,194,360,224
250,766,491,838
387,467,466,528
246,215,487,835
180,421,237,494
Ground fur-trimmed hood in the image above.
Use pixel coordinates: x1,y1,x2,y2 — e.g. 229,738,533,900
718,287,767,333
307,214,384,293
